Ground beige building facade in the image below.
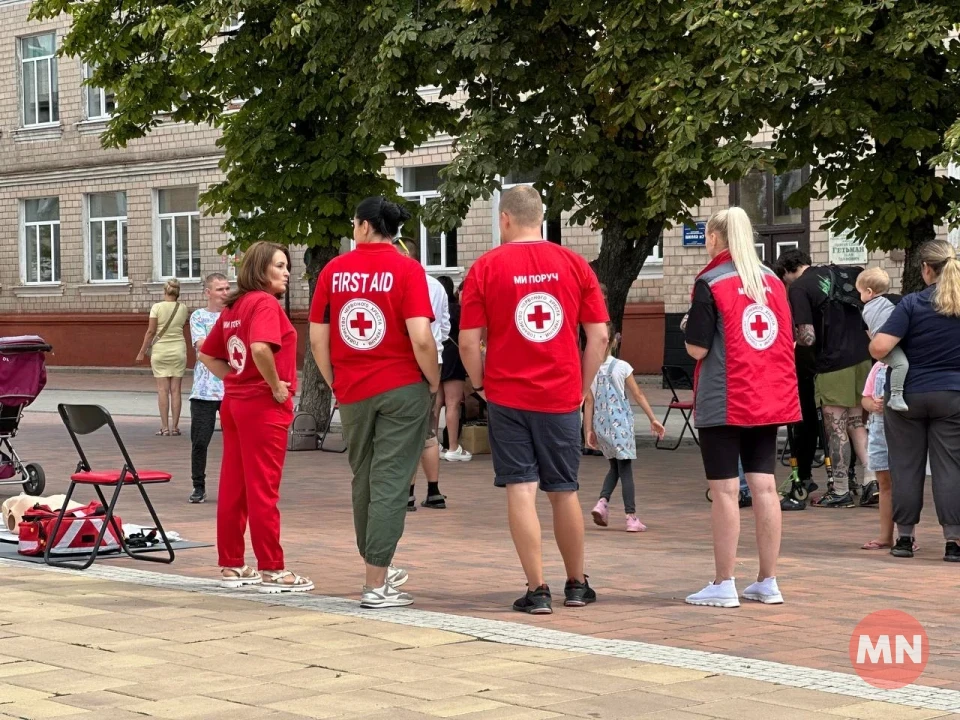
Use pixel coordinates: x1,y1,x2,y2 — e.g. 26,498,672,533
0,3,913,372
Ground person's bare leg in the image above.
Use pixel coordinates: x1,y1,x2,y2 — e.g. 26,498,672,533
444,380,465,449
170,376,183,433
156,378,171,432
506,483,543,587
846,411,868,490
745,473,781,580
709,479,740,581
875,470,894,546
547,490,585,583
365,563,388,589
822,406,851,491
420,444,440,483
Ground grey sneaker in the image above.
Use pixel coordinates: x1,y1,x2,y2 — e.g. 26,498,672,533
361,583,414,608
387,565,408,587
888,394,909,412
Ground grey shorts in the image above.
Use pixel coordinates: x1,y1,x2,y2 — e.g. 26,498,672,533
487,401,581,492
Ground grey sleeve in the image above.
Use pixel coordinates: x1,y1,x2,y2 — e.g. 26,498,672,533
862,298,895,337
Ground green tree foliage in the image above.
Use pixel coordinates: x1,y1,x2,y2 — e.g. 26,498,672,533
370,0,771,330
661,0,960,292
29,0,456,418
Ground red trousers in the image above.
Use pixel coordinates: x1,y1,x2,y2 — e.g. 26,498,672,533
217,394,293,571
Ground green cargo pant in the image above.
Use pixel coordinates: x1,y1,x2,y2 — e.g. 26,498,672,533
339,381,431,567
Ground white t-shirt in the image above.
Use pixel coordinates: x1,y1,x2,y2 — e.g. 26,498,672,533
590,356,634,400
426,274,451,362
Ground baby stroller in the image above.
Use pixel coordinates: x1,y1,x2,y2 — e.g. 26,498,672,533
0,335,53,495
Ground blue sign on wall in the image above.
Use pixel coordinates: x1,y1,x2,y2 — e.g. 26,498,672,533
683,221,707,246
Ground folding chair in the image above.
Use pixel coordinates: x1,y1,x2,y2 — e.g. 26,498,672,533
46,404,175,569
655,365,700,451
319,400,347,453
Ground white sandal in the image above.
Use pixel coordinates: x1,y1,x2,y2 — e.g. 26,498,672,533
260,569,314,594
219,565,262,589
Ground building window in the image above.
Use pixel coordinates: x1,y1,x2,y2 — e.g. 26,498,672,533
83,64,115,120
88,192,127,281
20,33,59,127
222,13,244,32
23,197,61,284
737,168,805,228
399,165,458,269
157,187,201,279
647,235,664,264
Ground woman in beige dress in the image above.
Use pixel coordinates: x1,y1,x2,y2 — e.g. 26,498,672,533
137,279,189,435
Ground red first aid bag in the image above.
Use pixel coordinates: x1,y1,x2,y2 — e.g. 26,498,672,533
18,501,123,556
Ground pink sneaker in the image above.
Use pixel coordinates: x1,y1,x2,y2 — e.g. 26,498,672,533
625,515,647,532
591,498,609,527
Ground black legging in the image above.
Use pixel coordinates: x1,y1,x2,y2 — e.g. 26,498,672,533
792,372,819,481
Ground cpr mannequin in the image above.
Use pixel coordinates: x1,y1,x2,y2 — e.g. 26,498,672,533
1,494,83,532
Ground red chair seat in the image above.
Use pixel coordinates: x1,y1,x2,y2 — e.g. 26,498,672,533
669,401,694,410
71,469,172,484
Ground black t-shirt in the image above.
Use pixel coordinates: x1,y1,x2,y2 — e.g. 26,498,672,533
788,266,870,374
684,280,717,349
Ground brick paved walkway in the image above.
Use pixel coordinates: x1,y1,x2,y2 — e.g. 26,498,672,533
4,565,953,720
4,412,958,697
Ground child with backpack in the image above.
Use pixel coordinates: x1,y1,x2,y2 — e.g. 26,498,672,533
584,326,665,532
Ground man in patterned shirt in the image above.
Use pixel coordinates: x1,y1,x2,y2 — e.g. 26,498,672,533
188,272,230,503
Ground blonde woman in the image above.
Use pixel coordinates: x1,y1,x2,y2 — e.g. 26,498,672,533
870,240,960,562
682,207,800,608
137,278,189,436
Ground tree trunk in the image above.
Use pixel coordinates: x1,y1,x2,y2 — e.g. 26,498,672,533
297,243,340,431
590,214,663,333
901,218,935,295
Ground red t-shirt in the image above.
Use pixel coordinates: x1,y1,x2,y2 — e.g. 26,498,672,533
460,240,609,413
310,243,434,404
201,291,298,401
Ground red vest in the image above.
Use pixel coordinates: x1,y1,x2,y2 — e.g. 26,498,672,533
692,250,801,428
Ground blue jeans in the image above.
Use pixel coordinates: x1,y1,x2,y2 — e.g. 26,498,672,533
739,461,750,497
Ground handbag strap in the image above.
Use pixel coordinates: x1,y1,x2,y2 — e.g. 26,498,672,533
155,303,183,342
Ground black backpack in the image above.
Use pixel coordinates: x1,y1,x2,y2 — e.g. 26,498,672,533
825,265,864,312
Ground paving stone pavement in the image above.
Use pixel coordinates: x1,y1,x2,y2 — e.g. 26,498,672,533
0,565,956,720
3,408,959,707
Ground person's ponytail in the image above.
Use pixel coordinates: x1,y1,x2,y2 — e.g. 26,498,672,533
355,196,411,238
706,207,767,305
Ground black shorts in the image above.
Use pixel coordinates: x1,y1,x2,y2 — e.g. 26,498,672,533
698,424,779,481
487,401,581,492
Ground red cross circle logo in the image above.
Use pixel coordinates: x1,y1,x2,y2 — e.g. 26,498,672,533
339,299,387,351
741,303,778,351
226,336,247,373
515,292,564,343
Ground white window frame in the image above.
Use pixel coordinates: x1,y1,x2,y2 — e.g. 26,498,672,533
397,167,460,271
86,192,128,282
20,33,59,128
21,198,60,285
155,188,201,280
82,63,114,120
222,13,244,32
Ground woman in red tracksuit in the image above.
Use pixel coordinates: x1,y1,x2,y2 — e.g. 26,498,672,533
199,241,313,593
682,208,800,609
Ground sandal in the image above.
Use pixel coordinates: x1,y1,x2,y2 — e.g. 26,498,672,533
861,540,892,550
260,569,314,594
219,565,262,589
171,429,182,436
156,429,170,436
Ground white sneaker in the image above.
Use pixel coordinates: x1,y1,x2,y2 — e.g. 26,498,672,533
361,583,414,608
387,565,408,588
742,577,784,604
685,579,740,608
443,446,473,462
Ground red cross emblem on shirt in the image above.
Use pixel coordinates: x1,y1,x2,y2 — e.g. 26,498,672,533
527,305,552,330
231,345,244,366
750,314,769,339
350,312,374,338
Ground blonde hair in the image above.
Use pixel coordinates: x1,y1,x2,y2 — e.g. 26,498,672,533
163,278,181,299
706,207,766,304
500,185,544,228
921,240,960,317
856,267,891,295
